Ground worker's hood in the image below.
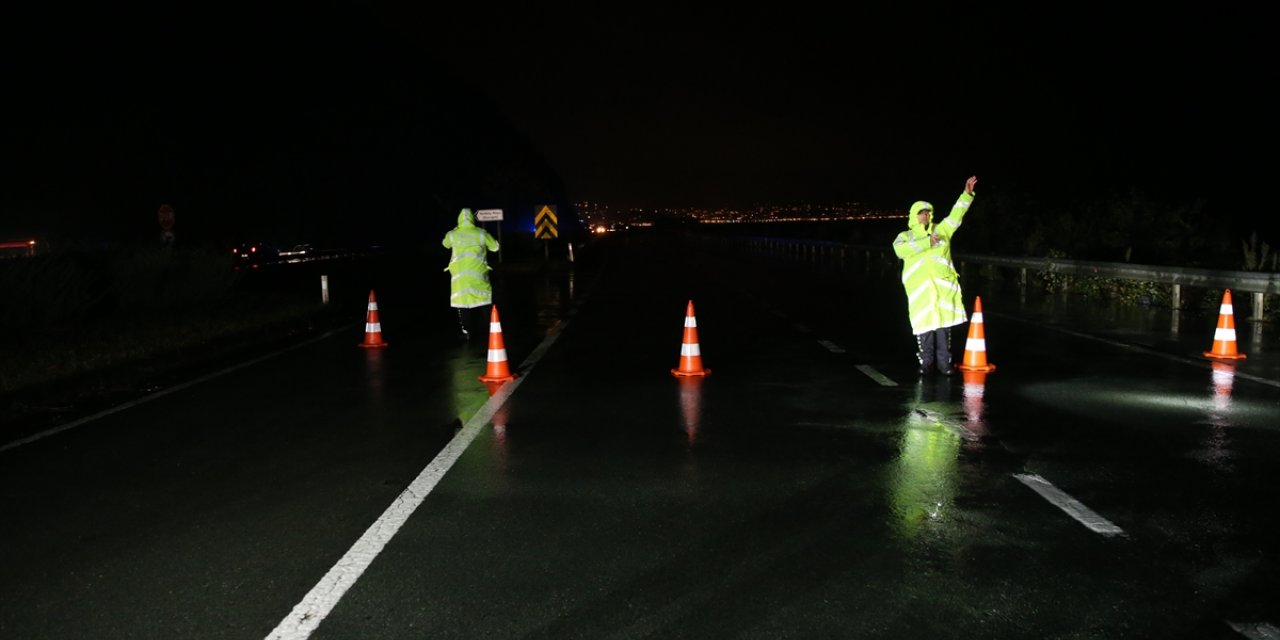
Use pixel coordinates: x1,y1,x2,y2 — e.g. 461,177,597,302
908,201,933,232
457,208,475,227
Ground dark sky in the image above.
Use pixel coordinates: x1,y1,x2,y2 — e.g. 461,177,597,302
406,5,1275,217
3,5,1276,244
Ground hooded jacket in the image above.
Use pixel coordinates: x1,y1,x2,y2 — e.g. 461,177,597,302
442,208,500,308
891,191,974,334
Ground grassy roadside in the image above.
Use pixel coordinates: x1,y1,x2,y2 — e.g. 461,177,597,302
0,247,354,437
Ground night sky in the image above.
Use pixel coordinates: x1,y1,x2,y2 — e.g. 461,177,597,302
416,7,1271,207
3,5,1276,247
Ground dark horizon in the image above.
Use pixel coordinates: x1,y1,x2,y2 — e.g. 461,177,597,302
2,6,1277,248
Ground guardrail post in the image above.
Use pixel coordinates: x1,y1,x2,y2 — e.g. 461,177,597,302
1171,284,1181,310
1253,292,1265,321
1019,268,1027,294
321,275,329,304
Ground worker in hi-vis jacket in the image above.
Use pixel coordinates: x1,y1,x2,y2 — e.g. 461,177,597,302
442,207,499,341
892,175,977,375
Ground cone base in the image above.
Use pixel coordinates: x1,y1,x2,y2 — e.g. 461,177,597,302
1203,351,1246,360
479,373,517,383
672,368,710,377
358,342,388,348
957,363,995,372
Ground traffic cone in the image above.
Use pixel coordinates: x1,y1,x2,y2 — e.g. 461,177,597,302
479,305,517,383
1203,289,1247,360
358,290,388,348
672,300,710,377
956,296,995,372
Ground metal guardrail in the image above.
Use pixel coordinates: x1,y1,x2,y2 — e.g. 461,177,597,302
950,252,1280,320
716,236,1278,320
952,253,1280,295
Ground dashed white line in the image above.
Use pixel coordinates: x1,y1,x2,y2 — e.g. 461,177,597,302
1229,621,1280,639
1014,473,1126,537
817,339,845,353
856,365,897,387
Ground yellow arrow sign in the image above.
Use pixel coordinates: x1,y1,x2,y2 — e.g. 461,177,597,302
534,205,558,239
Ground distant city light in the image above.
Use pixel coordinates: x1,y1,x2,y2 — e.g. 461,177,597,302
0,239,38,257
574,201,906,227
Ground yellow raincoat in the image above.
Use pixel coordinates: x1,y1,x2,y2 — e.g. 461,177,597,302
892,191,974,334
443,208,500,309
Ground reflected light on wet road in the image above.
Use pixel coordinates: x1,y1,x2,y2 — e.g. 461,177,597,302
448,351,491,426
1211,362,1235,414
486,381,511,467
1019,371,1277,430
890,407,962,538
677,377,704,446
962,370,990,439
1200,362,1236,469
363,349,387,407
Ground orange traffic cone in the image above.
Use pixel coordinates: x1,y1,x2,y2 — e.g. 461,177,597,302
672,300,710,377
358,290,388,348
956,296,995,372
478,305,517,383
1204,289,1247,360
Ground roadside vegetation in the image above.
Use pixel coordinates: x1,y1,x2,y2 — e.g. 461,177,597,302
0,246,340,405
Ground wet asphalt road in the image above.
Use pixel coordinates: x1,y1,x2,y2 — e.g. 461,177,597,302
2,231,1279,639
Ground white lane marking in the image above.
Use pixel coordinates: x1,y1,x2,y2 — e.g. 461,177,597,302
267,294,580,640
0,324,358,455
856,365,897,387
1014,473,1126,537
266,378,519,639
817,339,845,353
1229,621,1280,639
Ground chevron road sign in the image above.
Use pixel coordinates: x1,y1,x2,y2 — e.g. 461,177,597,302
534,205,558,239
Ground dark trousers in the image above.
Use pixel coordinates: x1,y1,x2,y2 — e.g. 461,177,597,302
916,327,952,372
455,306,489,340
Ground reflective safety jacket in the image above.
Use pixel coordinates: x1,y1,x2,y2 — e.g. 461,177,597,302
891,191,974,335
442,208,500,309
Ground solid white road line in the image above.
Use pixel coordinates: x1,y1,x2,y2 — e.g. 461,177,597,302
1014,473,1126,537
266,295,578,640
265,377,522,640
0,325,357,455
